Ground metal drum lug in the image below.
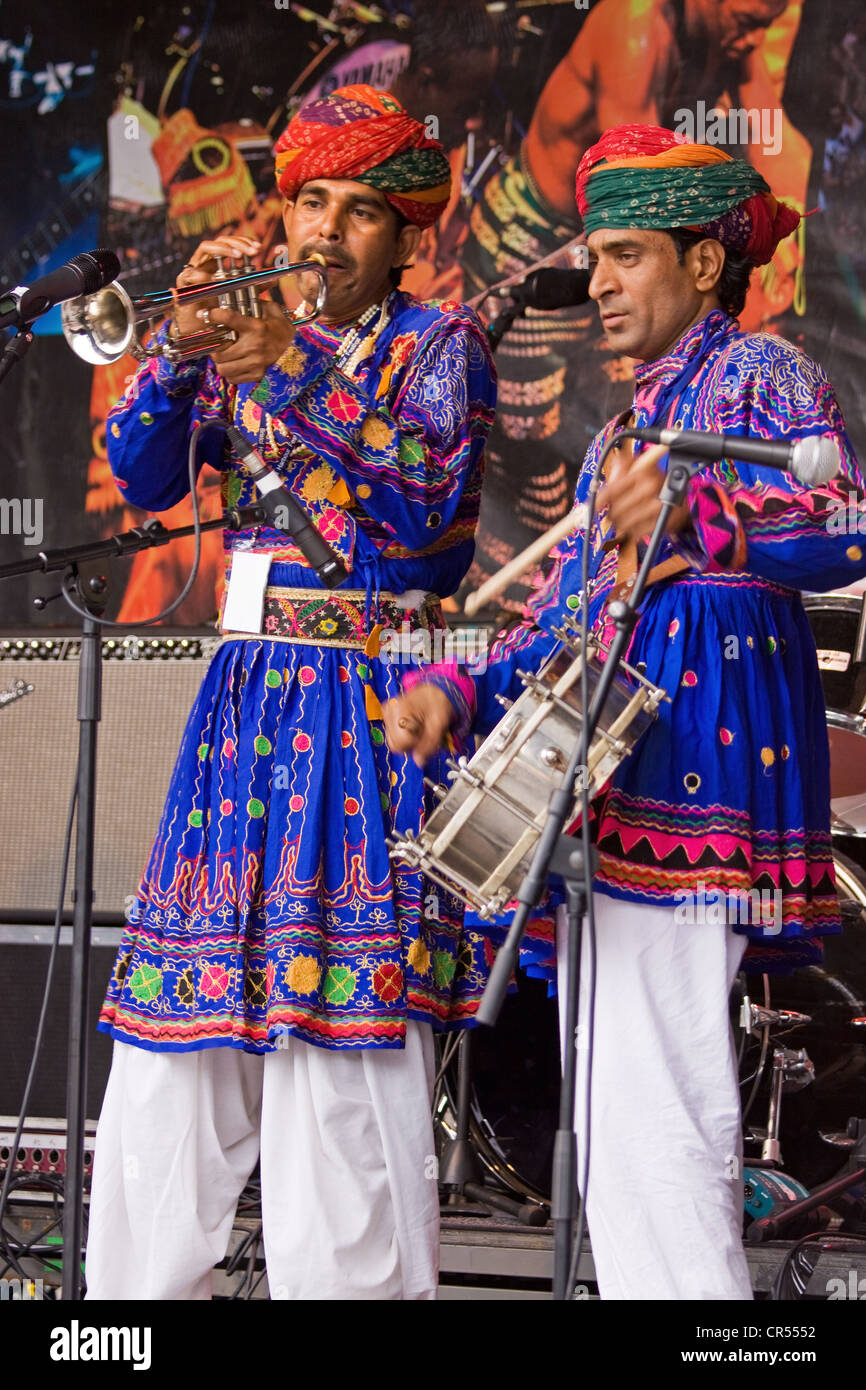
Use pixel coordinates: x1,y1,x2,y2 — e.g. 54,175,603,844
492,717,518,751
453,756,485,788
538,745,568,772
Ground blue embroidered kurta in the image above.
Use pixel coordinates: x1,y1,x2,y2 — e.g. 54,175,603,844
442,310,866,976
99,288,497,1051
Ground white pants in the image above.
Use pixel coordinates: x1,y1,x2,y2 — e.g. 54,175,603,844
85,1023,438,1300
558,894,754,1300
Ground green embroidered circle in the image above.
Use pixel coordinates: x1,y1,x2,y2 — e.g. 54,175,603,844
247,798,265,818
128,963,162,1003
433,950,457,988
322,964,357,1005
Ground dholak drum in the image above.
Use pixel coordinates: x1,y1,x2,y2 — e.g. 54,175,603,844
803,592,866,835
436,850,866,1200
391,631,666,918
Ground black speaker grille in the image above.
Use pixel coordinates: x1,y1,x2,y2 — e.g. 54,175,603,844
0,635,220,918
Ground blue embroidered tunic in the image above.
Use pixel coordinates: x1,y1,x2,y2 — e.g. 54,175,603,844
446,311,866,975
99,288,497,1051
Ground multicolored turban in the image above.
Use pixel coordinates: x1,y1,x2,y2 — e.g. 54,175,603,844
575,125,801,266
273,85,451,230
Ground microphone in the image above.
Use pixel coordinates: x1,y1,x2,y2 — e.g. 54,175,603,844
628,426,841,488
0,249,120,330
225,426,349,589
498,267,592,312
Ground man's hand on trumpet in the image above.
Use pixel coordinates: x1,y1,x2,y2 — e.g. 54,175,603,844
172,233,295,383
205,301,296,385
173,234,261,337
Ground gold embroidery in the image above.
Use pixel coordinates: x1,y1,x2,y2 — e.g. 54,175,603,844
299,463,336,502
276,343,309,378
408,937,431,975
286,954,322,995
361,416,393,451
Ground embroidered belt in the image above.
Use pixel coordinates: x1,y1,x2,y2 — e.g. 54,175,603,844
220,586,441,649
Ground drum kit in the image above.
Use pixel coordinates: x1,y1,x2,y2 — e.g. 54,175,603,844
390,561,866,1233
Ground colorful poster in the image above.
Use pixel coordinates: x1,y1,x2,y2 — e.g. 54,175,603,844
0,0,863,626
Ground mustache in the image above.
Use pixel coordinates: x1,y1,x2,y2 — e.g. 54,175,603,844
302,245,354,271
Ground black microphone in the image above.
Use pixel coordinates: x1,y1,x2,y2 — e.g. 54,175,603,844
225,426,349,589
498,267,592,312
0,249,120,330
628,425,841,488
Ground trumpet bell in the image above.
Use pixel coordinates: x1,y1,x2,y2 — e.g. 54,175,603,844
60,256,328,367
61,283,139,366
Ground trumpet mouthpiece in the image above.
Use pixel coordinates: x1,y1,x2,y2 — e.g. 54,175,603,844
308,253,327,267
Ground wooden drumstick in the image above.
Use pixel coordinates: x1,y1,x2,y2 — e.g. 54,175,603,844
463,506,590,617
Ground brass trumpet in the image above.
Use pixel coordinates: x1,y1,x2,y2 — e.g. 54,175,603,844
61,253,329,366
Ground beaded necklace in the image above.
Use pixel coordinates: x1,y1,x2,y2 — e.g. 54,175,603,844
295,292,392,380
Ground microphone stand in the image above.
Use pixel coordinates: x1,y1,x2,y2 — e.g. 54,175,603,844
0,502,271,1301
0,327,34,388
486,300,525,353
476,438,700,1299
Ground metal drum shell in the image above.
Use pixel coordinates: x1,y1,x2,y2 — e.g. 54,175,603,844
407,643,660,919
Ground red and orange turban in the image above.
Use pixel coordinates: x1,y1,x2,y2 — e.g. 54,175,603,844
273,85,451,230
575,125,800,266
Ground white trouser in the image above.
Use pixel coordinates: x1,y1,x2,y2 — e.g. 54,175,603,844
558,894,753,1301
85,1022,438,1300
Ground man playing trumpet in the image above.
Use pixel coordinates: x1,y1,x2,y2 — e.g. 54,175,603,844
85,85,496,1301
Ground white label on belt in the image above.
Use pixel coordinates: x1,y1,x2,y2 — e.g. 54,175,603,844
223,551,272,633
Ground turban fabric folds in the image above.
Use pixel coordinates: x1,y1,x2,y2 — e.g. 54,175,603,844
575,125,801,266
273,85,451,230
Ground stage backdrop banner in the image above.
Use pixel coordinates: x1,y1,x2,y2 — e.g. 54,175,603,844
1,0,865,625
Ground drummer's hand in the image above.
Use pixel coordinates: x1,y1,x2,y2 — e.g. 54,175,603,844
208,301,296,384
171,234,263,345
383,685,455,766
597,443,691,543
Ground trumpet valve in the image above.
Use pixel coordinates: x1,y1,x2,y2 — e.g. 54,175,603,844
243,255,262,318
215,256,233,311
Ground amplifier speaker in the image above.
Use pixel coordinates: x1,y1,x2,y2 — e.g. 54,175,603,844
0,926,124,1124
0,632,220,921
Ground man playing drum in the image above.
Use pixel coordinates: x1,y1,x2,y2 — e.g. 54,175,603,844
85,85,496,1300
385,123,866,1299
